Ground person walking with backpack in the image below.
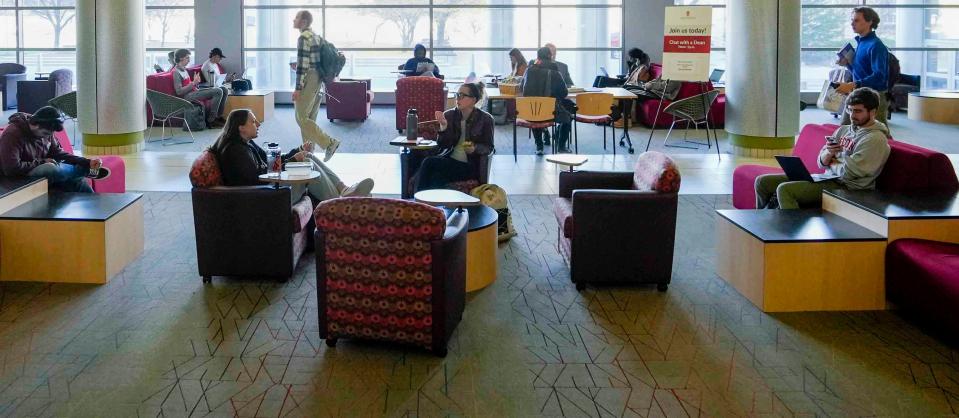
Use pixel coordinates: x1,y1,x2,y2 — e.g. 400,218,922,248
836,6,890,126
292,10,340,162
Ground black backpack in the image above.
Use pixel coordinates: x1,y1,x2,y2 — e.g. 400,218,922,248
887,52,901,89
315,38,346,82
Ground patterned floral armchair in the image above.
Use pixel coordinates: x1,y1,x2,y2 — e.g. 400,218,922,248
314,198,468,356
395,76,446,138
552,151,681,291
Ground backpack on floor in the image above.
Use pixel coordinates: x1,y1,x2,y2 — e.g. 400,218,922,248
470,184,517,242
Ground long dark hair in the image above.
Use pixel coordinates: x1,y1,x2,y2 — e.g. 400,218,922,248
210,109,252,155
509,48,527,68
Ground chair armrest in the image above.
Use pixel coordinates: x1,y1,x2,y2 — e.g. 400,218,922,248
559,170,634,198
431,209,468,350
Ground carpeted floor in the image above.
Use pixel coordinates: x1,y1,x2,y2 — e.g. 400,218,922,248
0,193,957,417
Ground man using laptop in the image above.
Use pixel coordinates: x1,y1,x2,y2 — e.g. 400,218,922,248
756,87,890,209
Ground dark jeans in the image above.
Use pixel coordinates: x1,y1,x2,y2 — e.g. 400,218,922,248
28,162,93,193
414,156,473,192
533,122,571,151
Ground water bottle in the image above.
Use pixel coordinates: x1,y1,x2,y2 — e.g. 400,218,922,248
266,142,282,176
406,108,418,141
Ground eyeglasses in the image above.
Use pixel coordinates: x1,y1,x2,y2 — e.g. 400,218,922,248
455,93,475,99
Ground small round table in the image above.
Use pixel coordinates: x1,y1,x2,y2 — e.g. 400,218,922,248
416,190,498,292
908,91,959,124
257,171,320,189
390,137,438,199
546,154,589,172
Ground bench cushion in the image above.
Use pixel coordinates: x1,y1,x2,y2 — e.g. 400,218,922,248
879,140,959,192
887,239,959,334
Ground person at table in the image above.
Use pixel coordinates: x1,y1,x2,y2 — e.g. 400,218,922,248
414,83,493,192
610,48,653,126
755,87,890,210
522,47,573,155
509,48,528,78
200,48,235,85
399,44,441,77
544,43,574,87
0,107,110,193
172,48,229,129
211,109,374,203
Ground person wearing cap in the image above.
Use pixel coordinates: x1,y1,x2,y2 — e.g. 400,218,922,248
172,48,228,129
201,48,233,85
0,107,110,193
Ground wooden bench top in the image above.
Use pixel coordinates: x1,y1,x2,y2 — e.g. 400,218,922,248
717,209,886,243
824,189,959,220
0,192,143,222
0,177,44,201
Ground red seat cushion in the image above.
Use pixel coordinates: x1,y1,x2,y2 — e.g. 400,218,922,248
189,150,223,188
553,197,573,238
887,239,959,334
516,118,555,129
633,151,681,193
575,114,611,123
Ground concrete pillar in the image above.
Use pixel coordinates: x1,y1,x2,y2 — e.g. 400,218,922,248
77,0,146,155
726,0,800,157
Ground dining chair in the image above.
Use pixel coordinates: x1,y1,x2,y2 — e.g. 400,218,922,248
513,96,556,161
572,92,615,155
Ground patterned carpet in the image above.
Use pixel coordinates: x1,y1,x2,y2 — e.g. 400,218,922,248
0,193,957,417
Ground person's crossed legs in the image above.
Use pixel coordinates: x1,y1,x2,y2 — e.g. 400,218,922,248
28,162,93,193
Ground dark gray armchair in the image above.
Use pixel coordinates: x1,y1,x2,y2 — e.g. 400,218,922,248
0,63,27,110
17,69,73,114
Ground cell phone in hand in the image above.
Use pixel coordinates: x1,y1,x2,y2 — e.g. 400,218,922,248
826,136,839,145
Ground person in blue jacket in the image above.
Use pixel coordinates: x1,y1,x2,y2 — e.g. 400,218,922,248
836,6,889,125
400,44,441,77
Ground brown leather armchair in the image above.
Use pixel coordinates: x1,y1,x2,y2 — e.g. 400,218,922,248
553,151,681,291
189,151,314,282
315,198,467,356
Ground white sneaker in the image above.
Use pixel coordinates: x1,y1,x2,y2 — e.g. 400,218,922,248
341,178,374,197
324,138,341,162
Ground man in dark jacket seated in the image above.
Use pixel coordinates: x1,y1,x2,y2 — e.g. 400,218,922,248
522,47,573,155
0,106,109,193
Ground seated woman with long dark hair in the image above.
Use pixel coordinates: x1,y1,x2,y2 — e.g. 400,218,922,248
414,82,494,192
211,109,373,202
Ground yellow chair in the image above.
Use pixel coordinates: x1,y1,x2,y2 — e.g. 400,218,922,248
573,92,615,155
513,96,556,160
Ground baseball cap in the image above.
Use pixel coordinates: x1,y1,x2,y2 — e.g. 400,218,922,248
29,106,65,132
210,48,226,58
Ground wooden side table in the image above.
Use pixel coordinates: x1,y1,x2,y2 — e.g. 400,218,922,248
225,90,275,122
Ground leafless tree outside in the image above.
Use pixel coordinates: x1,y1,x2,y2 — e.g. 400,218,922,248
29,0,76,48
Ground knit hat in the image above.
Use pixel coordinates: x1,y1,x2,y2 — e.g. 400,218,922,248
29,106,65,132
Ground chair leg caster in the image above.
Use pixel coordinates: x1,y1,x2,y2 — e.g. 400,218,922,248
325,338,337,347
202,276,211,283
575,282,586,291
657,283,668,292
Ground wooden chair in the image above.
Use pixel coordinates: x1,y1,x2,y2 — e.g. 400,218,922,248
573,92,615,155
513,96,556,161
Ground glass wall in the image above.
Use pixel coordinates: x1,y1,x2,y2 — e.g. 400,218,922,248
145,0,196,74
242,0,624,91
676,0,959,91
0,0,77,79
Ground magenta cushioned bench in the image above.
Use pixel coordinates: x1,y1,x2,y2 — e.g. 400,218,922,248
732,123,958,209
887,239,959,337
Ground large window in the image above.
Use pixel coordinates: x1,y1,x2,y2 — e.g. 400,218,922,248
242,1,624,91
0,0,77,79
144,0,196,75
677,0,959,91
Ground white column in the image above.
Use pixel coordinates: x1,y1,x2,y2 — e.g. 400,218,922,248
725,0,800,156
77,0,146,154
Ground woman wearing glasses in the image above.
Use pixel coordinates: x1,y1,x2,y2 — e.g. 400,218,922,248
414,82,494,192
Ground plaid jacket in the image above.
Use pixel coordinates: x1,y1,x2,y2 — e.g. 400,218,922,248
295,27,322,90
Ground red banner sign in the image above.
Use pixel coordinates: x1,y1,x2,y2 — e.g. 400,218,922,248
663,36,711,54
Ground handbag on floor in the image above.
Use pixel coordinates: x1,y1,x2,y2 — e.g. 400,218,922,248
470,184,517,242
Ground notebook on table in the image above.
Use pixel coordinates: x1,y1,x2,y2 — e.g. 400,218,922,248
775,155,839,183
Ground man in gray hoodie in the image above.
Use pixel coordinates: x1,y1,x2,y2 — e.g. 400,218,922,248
756,87,890,209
